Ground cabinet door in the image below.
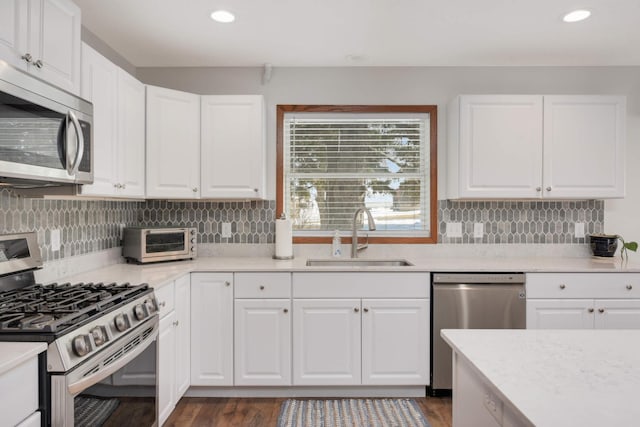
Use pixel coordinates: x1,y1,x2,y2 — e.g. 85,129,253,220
174,275,191,398
234,299,291,385
79,43,118,197
0,0,28,70
158,311,177,427
117,69,146,198
455,95,543,198
526,299,594,329
28,0,81,94
543,96,625,199
190,273,233,386
293,299,361,385
200,95,266,199
361,299,429,385
146,85,200,199
595,300,640,329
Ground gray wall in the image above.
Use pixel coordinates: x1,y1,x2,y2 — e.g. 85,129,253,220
137,66,640,241
81,27,136,75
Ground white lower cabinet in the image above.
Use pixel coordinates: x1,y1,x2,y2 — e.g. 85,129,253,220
0,354,39,427
293,299,362,385
361,299,429,385
157,275,190,426
234,299,291,385
526,273,640,329
190,273,234,386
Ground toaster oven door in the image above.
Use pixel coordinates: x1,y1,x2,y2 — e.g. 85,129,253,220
143,229,190,260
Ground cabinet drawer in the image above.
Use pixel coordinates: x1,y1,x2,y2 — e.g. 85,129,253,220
526,273,640,298
235,273,291,298
293,272,430,298
0,357,38,427
154,281,175,317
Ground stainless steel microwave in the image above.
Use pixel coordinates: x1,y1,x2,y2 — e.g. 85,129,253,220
0,60,93,187
123,227,197,263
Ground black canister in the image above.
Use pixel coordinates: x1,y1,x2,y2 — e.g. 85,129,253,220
589,234,618,257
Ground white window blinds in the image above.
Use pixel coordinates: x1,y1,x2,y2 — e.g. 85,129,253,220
283,112,431,236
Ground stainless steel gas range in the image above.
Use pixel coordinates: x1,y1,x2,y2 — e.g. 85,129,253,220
0,232,159,427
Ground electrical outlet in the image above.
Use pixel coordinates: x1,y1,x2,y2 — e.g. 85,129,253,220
51,229,61,252
575,222,585,238
446,222,463,238
474,223,484,238
222,222,232,238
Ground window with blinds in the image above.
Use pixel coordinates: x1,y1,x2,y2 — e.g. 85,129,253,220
278,106,437,241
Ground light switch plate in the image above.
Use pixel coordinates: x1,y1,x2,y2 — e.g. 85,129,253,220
221,222,232,238
51,229,61,252
575,222,585,238
474,223,484,238
446,222,463,238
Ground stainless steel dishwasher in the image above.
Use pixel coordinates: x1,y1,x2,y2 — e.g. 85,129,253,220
431,273,526,395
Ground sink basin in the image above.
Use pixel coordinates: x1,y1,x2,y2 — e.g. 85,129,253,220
305,259,413,267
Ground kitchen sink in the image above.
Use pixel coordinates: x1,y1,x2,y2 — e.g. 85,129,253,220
305,259,413,267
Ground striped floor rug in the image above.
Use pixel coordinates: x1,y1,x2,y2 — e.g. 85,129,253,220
277,398,431,427
74,396,120,427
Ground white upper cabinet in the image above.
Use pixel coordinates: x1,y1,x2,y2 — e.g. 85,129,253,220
80,43,145,198
146,85,201,199
200,95,266,199
543,96,625,199
448,95,626,199
0,0,81,94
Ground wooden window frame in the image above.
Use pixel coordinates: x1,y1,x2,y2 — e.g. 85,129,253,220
277,104,438,244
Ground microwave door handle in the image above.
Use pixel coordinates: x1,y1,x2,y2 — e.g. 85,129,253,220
67,110,84,176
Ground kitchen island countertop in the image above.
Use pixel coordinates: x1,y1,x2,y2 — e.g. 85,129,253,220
441,329,640,427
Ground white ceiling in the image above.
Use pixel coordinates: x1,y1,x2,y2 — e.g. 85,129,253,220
75,0,640,67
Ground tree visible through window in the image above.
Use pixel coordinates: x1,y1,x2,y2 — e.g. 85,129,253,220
277,105,437,244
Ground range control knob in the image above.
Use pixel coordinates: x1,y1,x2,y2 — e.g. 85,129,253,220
191,238,196,244
190,229,196,235
133,304,147,321
114,314,129,332
190,246,195,252
72,335,92,357
90,326,107,347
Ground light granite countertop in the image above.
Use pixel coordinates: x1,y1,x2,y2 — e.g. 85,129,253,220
0,342,47,376
53,255,640,289
441,329,640,427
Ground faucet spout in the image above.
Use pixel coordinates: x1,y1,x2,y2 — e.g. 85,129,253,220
351,207,376,258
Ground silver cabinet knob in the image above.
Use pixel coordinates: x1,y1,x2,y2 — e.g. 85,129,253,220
254,188,259,192
363,308,369,313
283,308,288,313
627,285,633,290
121,183,126,189
192,187,198,192
536,187,542,192
259,285,265,290
559,284,566,289
598,308,605,313
21,53,33,63
225,281,231,287
158,301,166,307
173,320,180,327
354,307,359,313
546,186,552,191
34,59,43,68
588,308,594,313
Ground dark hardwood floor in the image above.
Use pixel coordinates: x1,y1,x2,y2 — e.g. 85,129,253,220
163,396,452,427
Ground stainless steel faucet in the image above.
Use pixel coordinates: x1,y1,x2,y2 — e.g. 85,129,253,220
351,207,376,258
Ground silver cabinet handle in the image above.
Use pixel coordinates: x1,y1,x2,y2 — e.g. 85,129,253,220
546,186,552,192
283,308,288,314
21,53,33,63
121,183,126,189
173,320,179,326
158,301,166,307
354,307,359,313
34,59,43,69
588,308,594,313
598,308,605,313
627,285,633,290
559,284,566,290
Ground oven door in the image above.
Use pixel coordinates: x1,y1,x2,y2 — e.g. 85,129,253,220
49,316,158,427
142,229,190,261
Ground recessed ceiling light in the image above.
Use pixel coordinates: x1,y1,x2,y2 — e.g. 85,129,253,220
211,10,235,23
563,9,591,23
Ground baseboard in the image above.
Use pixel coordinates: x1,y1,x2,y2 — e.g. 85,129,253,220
185,386,428,398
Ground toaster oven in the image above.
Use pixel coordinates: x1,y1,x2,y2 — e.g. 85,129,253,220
123,227,197,263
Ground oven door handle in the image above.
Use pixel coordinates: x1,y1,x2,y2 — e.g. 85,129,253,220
67,323,158,395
